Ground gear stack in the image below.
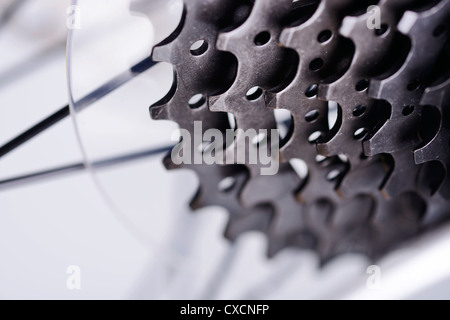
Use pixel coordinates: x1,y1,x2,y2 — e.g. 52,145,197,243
149,0,450,262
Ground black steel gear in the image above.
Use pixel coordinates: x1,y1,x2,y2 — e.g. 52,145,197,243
148,0,450,262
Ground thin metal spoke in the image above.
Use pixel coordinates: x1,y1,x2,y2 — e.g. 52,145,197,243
0,105,70,158
200,243,240,299
0,163,84,190
0,144,173,191
0,56,159,159
0,0,28,30
72,57,157,112
92,144,172,169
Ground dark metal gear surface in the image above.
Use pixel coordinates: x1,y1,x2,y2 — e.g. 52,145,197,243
147,0,450,262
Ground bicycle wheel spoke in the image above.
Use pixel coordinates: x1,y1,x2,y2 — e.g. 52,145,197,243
0,57,159,159
0,144,173,191
0,0,28,30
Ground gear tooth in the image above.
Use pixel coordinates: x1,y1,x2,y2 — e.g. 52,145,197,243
265,91,277,110
316,142,328,157
267,239,286,258
397,10,420,35
413,147,427,164
149,74,177,121
223,214,266,242
339,15,359,38
162,154,180,170
223,222,239,242
128,0,143,13
208,95,220,106
216,33,230,51
279,28,293,47
129,0,153,18
316,141,337,158
414,142,437,165
223,219,251,242
317,83,332,101
190,191,207,211
149,103,169,120
422,79,450,106
208,94,227,112
362,137,378,158
367,79,383,99
421,86,439,106
152,44,173,63
318,255,334,269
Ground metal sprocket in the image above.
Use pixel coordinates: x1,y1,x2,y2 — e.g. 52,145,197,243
144,0,450,262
